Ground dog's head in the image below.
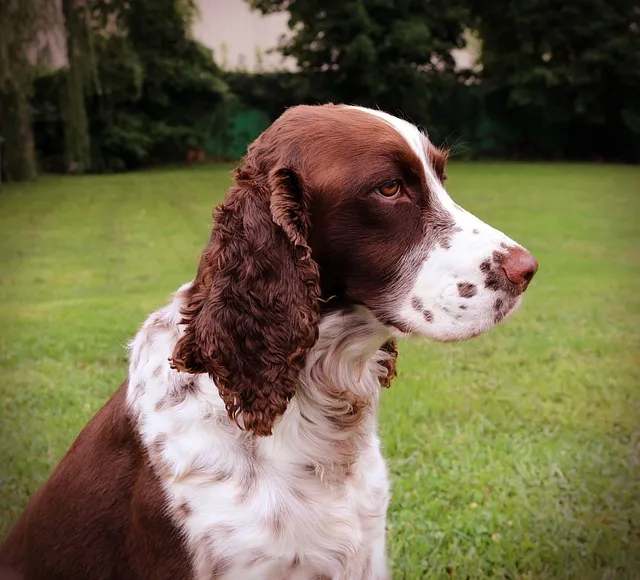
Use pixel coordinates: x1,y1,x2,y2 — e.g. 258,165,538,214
171,104,538,435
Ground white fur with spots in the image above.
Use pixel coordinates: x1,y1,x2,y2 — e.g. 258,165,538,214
128,285,393,579
354,106,526,341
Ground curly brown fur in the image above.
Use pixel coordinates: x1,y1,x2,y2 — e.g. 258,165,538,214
378,340,398,388
170,157,321,436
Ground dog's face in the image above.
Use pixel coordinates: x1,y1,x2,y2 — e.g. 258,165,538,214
173,104,538,435
278,105,538,342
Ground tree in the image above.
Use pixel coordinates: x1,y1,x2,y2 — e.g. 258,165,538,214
84,0,228,170
31,0,229,172
61,0,93,173
0,0,59,181
470,0,640,161
250,0,473,135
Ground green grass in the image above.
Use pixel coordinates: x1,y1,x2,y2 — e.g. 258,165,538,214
1,162,639,578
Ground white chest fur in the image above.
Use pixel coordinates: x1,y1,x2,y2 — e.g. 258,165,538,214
126,286,393,579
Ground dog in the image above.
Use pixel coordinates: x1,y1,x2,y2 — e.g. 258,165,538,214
0,104,537,579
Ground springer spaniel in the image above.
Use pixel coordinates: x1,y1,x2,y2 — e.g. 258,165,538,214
0,104,538,580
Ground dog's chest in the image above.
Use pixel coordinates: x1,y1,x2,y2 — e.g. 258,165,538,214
128,302,393,578
159,425,389,579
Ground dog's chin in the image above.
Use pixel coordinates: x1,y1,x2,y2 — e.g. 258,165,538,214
388,295,524,342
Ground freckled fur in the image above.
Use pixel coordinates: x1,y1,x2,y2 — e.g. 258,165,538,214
457,282,478,298
128,297,394,578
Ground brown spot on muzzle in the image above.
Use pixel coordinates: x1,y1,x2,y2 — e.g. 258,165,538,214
457,282,477,298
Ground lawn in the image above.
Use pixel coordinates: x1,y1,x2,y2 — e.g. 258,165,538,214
0,162,639,578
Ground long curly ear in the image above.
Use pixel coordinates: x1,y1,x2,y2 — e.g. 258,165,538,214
170,165,321,436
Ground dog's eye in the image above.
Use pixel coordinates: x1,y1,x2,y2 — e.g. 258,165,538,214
375,180,401,198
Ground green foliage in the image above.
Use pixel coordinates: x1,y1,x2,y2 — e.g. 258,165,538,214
1,163,639,575
224,71,313,120
32,0,228,173
469,0,640,161
250,0,639,162
27,0,640,171
249,0,472,130
89,0,228,170
91,28,228,170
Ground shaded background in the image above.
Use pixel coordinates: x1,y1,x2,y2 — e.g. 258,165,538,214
1,0,639,180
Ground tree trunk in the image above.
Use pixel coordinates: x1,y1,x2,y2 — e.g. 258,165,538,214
0,87,37,182
61,0,91,174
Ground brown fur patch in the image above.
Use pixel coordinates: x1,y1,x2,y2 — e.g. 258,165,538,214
423,310,434,323
483,250,520,294
210,557,232,578
378,340,398,388
154,379,200,412
236,462,259,505
266,507,287,536
175,501,191,519
457,282,478,298
0,382,192,579
425,141,449,184
246,550,272,566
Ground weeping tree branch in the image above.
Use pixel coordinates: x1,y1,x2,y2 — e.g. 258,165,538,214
0,0,60,181
61,0,93,173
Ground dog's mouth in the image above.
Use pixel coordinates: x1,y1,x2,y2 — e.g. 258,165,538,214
384,292,524,342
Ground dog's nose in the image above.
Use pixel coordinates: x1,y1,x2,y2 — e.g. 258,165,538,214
501,247,538,291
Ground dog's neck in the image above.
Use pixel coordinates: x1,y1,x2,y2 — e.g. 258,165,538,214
300,307,392,409
127,287,393,485
267,308,393,480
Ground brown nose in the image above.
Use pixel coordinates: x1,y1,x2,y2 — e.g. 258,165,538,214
501,247,538,291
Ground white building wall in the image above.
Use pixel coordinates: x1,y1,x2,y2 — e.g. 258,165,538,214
192,0,296,71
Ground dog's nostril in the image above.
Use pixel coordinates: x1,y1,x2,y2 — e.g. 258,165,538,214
501,248,538,290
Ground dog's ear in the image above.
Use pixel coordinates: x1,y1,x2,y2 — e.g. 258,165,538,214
170,162,320,436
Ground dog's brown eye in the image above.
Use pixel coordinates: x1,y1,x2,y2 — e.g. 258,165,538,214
376,180,401,197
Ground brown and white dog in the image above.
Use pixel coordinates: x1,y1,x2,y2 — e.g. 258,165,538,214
0,104,537,580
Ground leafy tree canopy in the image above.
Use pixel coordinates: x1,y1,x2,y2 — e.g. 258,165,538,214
34,0,229,172
250,0,473,131
471,0,640,159
90,0,229,169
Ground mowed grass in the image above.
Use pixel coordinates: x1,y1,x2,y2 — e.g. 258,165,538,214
1,162,639,578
